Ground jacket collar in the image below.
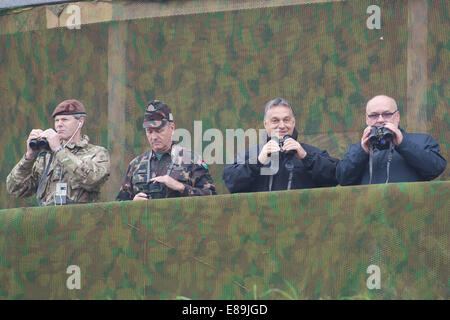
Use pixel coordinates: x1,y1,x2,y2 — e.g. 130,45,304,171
65,134,89,149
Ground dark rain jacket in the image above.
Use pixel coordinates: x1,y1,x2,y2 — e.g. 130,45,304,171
336,129,447,185
223,129,339,193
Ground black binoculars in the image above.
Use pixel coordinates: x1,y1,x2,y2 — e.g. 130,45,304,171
29,137,50,151
368,126,393,150
278,135,296,156
135,181,167,199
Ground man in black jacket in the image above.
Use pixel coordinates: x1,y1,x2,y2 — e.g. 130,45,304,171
336,95,447,185
223,98,339,193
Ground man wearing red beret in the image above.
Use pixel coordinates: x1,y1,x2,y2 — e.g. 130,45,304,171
6,99,111,206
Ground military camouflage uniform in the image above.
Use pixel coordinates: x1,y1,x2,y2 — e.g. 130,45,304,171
6,135,110,206
116,143,216,200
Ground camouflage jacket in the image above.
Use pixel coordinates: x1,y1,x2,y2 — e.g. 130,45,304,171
6,135,110,206
116,144,216,200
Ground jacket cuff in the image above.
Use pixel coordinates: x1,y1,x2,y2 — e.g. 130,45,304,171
395,134,409,152
248,159,264,173
301,152,314,169
20,154,36,169
181,184,190,196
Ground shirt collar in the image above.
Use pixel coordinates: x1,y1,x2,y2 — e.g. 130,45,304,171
150,142,174,159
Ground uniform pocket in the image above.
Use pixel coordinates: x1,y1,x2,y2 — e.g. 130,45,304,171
132,172,148,184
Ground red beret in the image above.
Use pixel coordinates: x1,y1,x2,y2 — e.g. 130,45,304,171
52,99,86,118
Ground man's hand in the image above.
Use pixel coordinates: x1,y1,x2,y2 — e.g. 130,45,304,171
133,192,148,201
258,140,281,164
150,175,185,192
383,123,403,146
41,129,61,152
281,137,307,159
361,126,372,154
25,129,44,159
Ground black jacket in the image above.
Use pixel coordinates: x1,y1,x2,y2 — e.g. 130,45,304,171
223,129,339,193
336,129,447,185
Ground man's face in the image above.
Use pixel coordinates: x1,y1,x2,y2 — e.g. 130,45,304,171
263,105,296,139
366,97,400,128
54,115,82,141
145,122,174,152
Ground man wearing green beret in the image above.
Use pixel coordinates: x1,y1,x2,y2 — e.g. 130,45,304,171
6,99,111,206
116,99,216,201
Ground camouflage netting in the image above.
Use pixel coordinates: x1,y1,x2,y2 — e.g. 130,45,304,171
0,181,448,299
0,0,448,209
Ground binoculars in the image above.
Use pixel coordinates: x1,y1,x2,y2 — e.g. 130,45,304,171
135,181,167,199
29,137,50,151
368,126,393,150
278,135,296,156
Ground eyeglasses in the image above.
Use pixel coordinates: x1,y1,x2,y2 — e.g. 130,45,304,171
367,110,398,120
270,117,293,125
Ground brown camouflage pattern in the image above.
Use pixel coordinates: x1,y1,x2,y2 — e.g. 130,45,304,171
143,99,174,129
116,144,216,200
0,181,447,299
6,135,110,206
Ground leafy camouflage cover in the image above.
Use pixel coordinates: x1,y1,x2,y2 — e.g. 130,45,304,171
0,181,447,299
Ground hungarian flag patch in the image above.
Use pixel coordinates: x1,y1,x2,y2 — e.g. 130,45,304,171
201,160,208,169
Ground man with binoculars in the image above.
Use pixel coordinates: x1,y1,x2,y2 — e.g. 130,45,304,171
6,99,111,206
336,95,447,185
116,100,216,201
223,98,339,193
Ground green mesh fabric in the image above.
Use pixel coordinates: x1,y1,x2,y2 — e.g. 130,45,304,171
0,181,448,299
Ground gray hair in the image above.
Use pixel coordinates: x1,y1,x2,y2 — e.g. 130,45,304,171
264,98,295,120
73,114,86,128
73,114,86,121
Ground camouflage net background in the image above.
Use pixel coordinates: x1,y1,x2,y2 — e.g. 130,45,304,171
0,0,448,208
0,181,447,299
0,0,448,300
